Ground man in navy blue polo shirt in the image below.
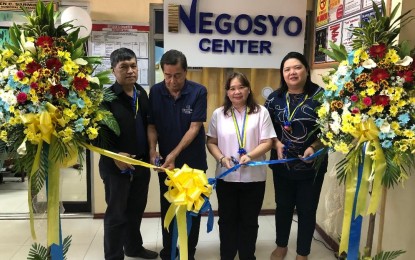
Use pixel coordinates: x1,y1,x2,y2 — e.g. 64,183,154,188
148,49,208,260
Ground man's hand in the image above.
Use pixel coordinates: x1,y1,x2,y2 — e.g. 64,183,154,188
114,152,135,171
161,152,176,171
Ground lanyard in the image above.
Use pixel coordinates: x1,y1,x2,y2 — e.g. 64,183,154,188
284,92,308,131
231,107,249,155
132,88,140,118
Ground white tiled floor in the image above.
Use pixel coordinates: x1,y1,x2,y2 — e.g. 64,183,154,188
0,215,338,260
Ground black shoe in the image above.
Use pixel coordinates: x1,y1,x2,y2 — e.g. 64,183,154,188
125,248,158,259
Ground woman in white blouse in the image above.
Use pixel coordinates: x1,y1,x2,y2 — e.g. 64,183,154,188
206,71,276,260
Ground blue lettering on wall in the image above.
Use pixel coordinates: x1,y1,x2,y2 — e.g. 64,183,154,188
215,13,232,34
253,15,267,35
199,38,272,54
234,14,252,35
284,16,302,36
199,12,213,34
178,0,304,54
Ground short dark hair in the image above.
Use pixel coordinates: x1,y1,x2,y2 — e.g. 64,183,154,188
110,48,137,68
223,71,259,115
277,51,319,96
160,49,188,71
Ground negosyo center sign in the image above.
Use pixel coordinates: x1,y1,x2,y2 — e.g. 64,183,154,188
164,0,306,69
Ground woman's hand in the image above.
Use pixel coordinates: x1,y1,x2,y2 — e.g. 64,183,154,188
239,154,252,164
220,157,233,169
275,138,285,160
300,146,315,163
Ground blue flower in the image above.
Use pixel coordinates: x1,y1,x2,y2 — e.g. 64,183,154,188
7,75,19,89
347,51,355,65
375,118,384,128
68,91,85,109
354,66,364,75
398,113,410,126
386,131,396,139
74,118,85,132
379,132,387,140
381,140,392,148
20,85,30,93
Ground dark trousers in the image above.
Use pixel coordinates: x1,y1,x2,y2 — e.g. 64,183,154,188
273,172,324,256
216,179,266,260
102,166,151,260
158,172,201,260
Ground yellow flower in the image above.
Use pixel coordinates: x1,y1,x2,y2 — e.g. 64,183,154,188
321,139,332,146
368,105,384,115
397,100,406,107
29,89,39,103
389,106,399,117
58,50,71,60
0,130,7,142
334,142,350,154
87,127,98,139
391,121,400,131
94,113,103,122
366,87,376,96
351,114,362,124
326,132,334,140
2,49,14,58
399,144,408,152
385,49,399,63
360,50,368,61
63,108,76,119
403,130,415,138
317,106,327,117
325,82,338,91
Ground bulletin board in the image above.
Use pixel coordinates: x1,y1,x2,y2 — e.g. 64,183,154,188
312,0,384,67
90,23,150,87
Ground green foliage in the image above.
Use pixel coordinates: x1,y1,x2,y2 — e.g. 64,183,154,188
100,111,120,136
366,250,406,260
27,242,48,260
336,145,362,184
319,0,414,62
319,41,348,62
351,0,414,49
27,235,72,260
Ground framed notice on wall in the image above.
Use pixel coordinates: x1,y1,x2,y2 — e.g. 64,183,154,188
90,24,150,87
312,0,383,66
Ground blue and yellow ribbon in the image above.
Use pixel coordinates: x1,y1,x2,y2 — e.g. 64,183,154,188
339,119,386,257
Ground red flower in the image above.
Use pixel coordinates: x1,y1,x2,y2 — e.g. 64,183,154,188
372,95,390,106
363,97,372,106
370,68,389,83
351,107,360,114
30,82,39,90
50,84,68,98
369,43,387,59
73,77,89,91
36,36,53,48
25,61,42,74
350,94,359,102
16,92,27,104
16,70,25,80
46,58,62,71
397,70,414,83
